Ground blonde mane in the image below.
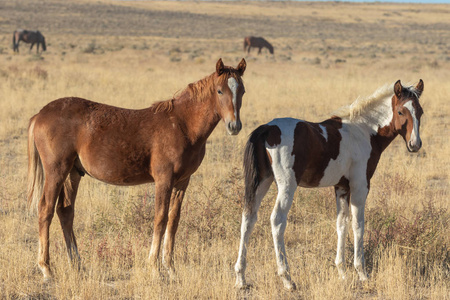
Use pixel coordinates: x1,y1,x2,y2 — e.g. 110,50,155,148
333,83,395,121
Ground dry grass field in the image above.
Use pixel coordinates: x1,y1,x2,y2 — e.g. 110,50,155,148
0,0,449,299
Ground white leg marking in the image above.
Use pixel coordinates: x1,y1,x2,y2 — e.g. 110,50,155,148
235,176,273,288
350,184,369,281
335,187,350,279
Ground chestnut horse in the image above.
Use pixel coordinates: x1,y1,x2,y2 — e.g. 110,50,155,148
243,36,274,55
235,80,424,290
28,58,247,281
13,29,46,53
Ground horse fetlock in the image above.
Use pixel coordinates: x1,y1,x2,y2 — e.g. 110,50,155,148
38,262,53,280
354,264,368,281
235,274,247,289
280,274,296,291
336,263,346,279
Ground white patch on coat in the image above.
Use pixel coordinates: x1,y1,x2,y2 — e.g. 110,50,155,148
228,77,238,119
319,124,328,142
266,118,298,187
318,121,372,188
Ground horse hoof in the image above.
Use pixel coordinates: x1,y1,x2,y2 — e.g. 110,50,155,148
236,282,253,290
282,280,296,291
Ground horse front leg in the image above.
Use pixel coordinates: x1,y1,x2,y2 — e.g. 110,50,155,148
334,185,350,279
148,175,173,275
271,182,297,290
350,184,369,281
162,177,190,279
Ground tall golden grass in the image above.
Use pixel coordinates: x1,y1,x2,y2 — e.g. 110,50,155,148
0,1,448,299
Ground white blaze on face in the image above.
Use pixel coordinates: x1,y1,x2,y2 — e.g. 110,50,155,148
228,77,238,119
404,101,420,147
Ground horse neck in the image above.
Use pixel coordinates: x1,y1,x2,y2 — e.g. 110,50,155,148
352,96,398,153
172,91,221,145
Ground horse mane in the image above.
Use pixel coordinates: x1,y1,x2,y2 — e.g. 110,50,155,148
150,68,243,114
333,83,395,121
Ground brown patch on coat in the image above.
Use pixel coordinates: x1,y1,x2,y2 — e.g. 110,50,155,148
266,125,282,147
292,118,343,187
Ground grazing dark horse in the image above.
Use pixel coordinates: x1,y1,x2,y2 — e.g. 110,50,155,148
27,58,247,281
13,29,46,53
235,80,424,290
243,36,274,55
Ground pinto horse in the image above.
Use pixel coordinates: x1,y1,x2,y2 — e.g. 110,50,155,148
235,80,424,290
243,36,274,55
27,58,246,281
13,29,47,53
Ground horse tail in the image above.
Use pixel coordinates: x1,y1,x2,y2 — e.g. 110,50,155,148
27,116,44,214
243,124,273,214
12,31,17,51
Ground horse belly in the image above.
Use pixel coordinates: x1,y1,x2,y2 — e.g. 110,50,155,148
77,148,153,186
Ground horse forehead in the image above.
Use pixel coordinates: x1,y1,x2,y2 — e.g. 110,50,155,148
227,77,238,90
403,100,422,118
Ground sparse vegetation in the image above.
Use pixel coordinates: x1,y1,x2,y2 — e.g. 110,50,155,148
0,0,449,299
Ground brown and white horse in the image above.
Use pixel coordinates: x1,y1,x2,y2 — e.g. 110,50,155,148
27,58,246,281
13,29,46,53
243,36,274,55
235,80,424,290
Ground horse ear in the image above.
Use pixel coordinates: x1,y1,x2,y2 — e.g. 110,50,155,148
216,58,224,75
394,80,402,98
237,58,246,76
415,79,424,97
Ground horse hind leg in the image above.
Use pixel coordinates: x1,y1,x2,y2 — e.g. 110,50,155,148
235,175,273,289
270,177,297,290
38,169,71,281
56,168,82,269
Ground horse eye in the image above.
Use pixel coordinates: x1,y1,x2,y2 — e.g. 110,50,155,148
398,111,403,116
218,90,223,95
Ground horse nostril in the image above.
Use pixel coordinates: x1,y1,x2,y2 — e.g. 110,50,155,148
236,121,242,131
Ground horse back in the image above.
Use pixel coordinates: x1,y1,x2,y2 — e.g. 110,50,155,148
265,117,352,188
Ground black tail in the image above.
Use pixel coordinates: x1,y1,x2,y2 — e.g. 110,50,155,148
243,125,273,214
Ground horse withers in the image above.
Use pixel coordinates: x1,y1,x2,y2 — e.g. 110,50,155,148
27,58,247,281
243,36,274,55
235,80,424,290
13,29,46,53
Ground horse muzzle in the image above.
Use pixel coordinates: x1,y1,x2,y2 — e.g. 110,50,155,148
226,120,242,135
407,139,422,152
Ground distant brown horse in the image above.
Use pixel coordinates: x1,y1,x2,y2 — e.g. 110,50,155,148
27,58,247,281
13,29,46,53
244,36,274,55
